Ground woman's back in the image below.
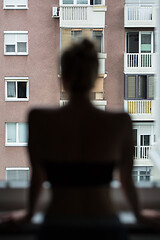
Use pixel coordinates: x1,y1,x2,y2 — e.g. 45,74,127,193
29,100,128,164
28,100,131,218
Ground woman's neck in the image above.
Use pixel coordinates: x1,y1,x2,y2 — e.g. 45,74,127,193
69,92,91,106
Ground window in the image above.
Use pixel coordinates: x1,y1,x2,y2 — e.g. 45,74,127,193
125,75,154,100
62,0,102,5
71,30,82,41
133,124,155,161
93,30,103,52
6,123,28,146
4,0,28,9
126,32,153,54
5,77,29,101
4,31,28,55
6,168,30,182
133,167,152,182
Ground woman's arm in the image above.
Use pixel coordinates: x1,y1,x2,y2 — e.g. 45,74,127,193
119,114,140,219
27,109,46,219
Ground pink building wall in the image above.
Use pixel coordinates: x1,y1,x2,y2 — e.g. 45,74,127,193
104,0,125,111
0,0,60,180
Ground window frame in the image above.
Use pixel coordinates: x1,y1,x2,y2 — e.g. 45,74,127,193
3,0,28,10
92,29,104,53
5,77,29,102
4,31,28,56
125,74,154,100
126,31,154,54
5,122,28,147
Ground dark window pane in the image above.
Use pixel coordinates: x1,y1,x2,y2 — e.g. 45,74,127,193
18,82,27,98
138,75,146,99
6,45,15,52
133,129,137,146
93,31,103,52
127,32,139,53
140,135,150,146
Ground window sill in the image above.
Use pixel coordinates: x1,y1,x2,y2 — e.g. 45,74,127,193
5,99,29,102
4,53,28,56
3,7,28,10
5,143,28,147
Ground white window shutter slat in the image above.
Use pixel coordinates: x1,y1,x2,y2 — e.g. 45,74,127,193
5,33,16,44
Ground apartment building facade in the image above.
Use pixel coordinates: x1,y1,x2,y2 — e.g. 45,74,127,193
124,0,156,181
0,0,156,182
0,0,60,181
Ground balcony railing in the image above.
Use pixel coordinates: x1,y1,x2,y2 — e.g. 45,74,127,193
134,146,151,159
59,5,107,28
124,53,155,73
124,100,155,121
124,5,156,27
126,100,152,115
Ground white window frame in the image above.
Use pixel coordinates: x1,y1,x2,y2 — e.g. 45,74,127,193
133,166,153,182
3,0,28,9
4,31,28,56
5,122,28,147
6,168,30,182
125,31,154,54
5,77,29,101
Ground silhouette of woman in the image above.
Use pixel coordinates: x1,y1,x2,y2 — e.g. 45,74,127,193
1,39,160,239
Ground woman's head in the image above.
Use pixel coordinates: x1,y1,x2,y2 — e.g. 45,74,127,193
61,39,99,95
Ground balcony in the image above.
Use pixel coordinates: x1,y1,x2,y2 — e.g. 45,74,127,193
98,52,107,75
134,146,154,168
124,100,156,121
124,4,156,28
59,5,107,28
134,146,151,160
124,53,156,74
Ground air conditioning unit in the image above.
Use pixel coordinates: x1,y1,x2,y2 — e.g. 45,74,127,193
52,7,60,18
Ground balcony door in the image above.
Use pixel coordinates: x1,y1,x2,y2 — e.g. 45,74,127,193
127,32,152,54
133,124,155,160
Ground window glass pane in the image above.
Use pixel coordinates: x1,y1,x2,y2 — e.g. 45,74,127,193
140,135,150,146
17,42,27,52
71,31,82,41
6,170,29,182
94,0,101,4
148,76,154,98
141,33,151,53
18,82,27,98
6,45,15,52
77,0,88,3
127,32,139,53
63,0,73,3
7,123,16,143
133,129,137,146
93,31,103,52
7,82,16,98
128,76,136,98
138,75,146,99
18,123,28,143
